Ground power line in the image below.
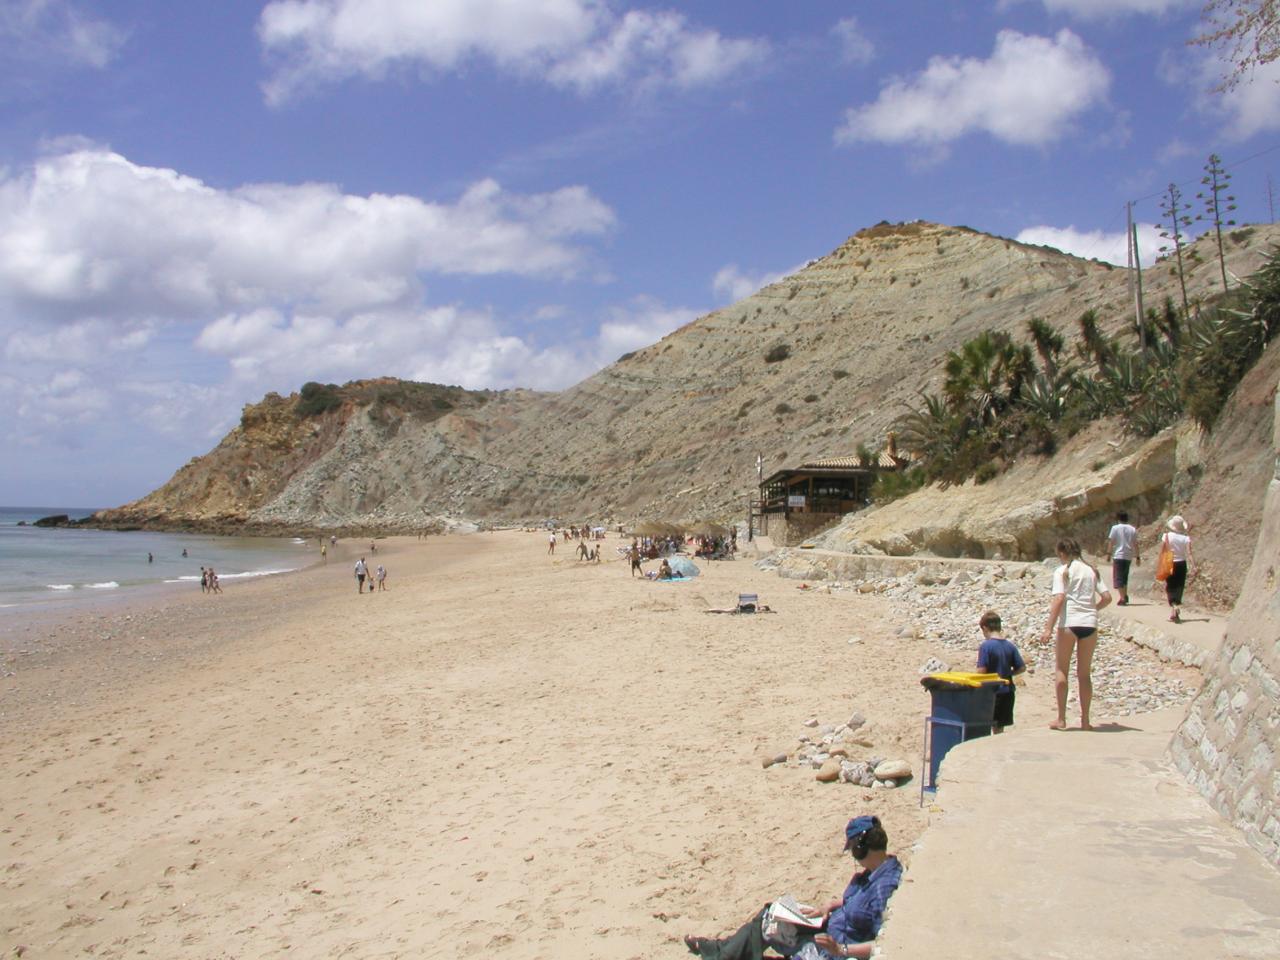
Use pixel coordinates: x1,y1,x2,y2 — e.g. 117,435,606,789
1129,142,1280,206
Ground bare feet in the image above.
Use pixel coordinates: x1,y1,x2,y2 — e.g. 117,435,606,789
1049,719,1068,730
1080,722,1094,731
684,935,710,955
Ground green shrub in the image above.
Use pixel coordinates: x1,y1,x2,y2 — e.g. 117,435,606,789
774,402,794,415
832,369,849,379
871,466,926,503
296,382,343,417
764,344,791,363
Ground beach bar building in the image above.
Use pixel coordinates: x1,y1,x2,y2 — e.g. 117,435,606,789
752,439,909,546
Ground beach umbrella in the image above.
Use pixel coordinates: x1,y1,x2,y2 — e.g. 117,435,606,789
668,556,701,578
629,520,667,536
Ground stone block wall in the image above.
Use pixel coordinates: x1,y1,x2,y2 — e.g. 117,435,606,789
1170,393,1280,869
757,511,843,547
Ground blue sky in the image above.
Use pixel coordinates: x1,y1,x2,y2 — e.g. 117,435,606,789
1,0,1277,506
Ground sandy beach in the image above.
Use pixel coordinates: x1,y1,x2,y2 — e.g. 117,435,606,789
0,531,1193,958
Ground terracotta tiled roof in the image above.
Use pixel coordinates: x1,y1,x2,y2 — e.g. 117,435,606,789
799,455,865,469
878,450,905,468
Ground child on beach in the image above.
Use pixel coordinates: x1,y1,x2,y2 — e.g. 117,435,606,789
976,610,1025,733
375,564,386,591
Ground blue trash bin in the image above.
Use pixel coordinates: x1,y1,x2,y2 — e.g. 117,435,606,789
920,674,1006,795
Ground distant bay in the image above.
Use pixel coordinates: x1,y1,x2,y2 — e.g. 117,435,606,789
0,506,313,610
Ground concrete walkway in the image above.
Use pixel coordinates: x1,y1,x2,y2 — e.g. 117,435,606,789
1101,595,1228,668
880,706,1280,958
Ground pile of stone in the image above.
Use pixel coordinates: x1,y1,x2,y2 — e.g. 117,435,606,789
759,712,914,789
763,554,1197,717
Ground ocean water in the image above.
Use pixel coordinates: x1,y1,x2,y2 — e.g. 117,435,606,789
0,506,314,611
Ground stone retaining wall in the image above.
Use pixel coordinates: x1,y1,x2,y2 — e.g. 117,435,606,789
773,547,1034,584
757,511,844,547
1170,393,1280,869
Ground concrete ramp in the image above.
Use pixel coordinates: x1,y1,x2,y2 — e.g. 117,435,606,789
880,708,1280,958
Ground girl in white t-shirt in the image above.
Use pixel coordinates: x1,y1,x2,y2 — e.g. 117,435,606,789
1040,538,1112,731
1159,515,1195,623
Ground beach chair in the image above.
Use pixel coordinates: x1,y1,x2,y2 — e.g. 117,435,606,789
736,593,759,614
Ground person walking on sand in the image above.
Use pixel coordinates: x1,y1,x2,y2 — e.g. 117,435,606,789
1105,511,1140,605
208,568,222,594
629,539,642,577
321,543,327,562
200,567,209,594
548,532,556,555
975,610,1026,733
1158,515,1195,623
354,557,369,593
1041,539,1111,730
375,563,386,591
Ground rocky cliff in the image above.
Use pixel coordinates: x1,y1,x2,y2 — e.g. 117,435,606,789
97,221,1280,566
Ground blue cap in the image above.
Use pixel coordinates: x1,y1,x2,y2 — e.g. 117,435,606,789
844,815,879,848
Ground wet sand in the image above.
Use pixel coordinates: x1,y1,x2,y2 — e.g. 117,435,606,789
1,531,974,957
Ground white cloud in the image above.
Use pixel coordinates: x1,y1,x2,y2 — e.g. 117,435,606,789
0,148,615,321
1017,0,1198,19
835,29,1110,148
1201,56,1280,140
832,16,874,65
0,0,126,68
258,0,768,103
711,263,796,303
1016,223,1162,266
0,145,705,469
593,296,695,363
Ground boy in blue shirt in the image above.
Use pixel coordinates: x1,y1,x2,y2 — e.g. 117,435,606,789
976,610,1026,733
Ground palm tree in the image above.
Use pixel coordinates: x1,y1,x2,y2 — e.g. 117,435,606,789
942,330,1031,426
894,393,958,468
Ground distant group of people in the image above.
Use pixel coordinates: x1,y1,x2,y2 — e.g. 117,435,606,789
199,567,222,594
545,523,607,556
353,556,387,593
694,536,735,559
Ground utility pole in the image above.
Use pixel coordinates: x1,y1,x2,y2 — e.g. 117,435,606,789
1126,200,1136,319
749,452,764,542
1128,202,1146,350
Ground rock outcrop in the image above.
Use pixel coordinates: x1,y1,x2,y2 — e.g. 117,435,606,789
810,419,1179,561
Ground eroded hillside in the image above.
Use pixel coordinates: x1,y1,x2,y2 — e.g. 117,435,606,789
97,220,1280,537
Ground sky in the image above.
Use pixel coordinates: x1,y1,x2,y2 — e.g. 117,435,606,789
1,0,1277,507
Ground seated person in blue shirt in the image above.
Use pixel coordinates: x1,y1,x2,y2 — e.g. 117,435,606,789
975,609,1027,733
683,815,903,960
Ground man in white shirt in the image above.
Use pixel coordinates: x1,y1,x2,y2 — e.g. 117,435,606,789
1105,512,1140,606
